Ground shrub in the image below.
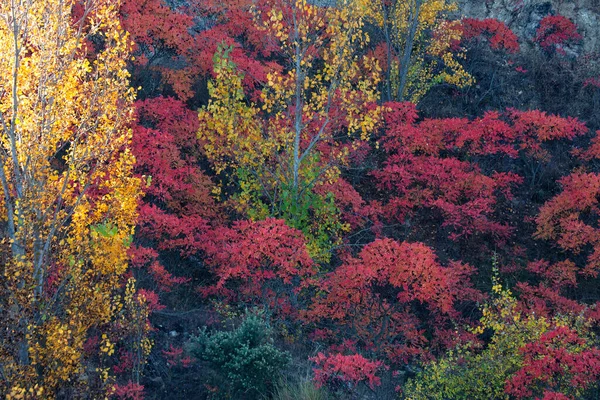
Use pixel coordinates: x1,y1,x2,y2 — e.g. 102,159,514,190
191,312,291,398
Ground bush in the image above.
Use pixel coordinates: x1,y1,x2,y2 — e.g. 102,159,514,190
191,311,291,398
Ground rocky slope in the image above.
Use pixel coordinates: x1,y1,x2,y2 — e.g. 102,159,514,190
457,0,600,53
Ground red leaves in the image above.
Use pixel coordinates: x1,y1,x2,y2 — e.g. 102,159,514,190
163,345,195,368
575,130,600,160
516,282,585,318
506,327,600,399
131,97,217,296
461,18,520,53
535,15,582,52
526,260,578,290
314,178,380,230
133,97,219,220
311,353,384,390
193,0,282,96
461,15,580,55
137,204,209,256
535,173,600,277
308,239,479,363
120,0,198,99
508,109,587,158
112,381,145,400
137,289,166,312
376,104,587,242
200,219,316,315
382,105,586,159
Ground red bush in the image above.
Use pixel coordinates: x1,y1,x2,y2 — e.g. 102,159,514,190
535,15,582,52
462,18,520,53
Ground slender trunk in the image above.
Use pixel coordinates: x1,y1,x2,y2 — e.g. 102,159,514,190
397,0,422,101
292,9,303,207
382,2,393,102
8,0,30,367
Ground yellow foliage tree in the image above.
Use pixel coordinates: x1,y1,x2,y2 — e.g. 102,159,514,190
0,0,144,396
199,0,382,261
356,0,473,103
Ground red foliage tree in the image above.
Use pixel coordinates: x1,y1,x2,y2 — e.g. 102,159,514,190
307,238,480,364
194,0,282,96
199,218,317,317
374,103,586,243
119,0,199,99
113,381,146,400
535,173,600,278
311,353,384,390
130,97,220,301
120,0,279,100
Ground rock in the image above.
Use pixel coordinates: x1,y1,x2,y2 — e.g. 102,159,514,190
457,0,600,53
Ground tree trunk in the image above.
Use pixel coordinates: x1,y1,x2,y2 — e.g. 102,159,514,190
397,0,422,101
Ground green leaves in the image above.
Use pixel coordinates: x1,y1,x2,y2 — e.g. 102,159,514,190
91,223,133,247
191,311,291,398
91,223,119,238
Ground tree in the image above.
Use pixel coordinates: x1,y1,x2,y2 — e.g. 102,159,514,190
356,0,473,102
373,103,586,246
119,0,198,100
191,311,291,399
307,238,480,365
535,15,582,54
311,352,384,392
199,218,316,319
535,173,600,278
198,0,382,260
461,18,519,54
506,326,600,399
0,0,142,396
130,97,218,296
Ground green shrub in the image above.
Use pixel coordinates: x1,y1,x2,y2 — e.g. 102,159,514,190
192,312,291,398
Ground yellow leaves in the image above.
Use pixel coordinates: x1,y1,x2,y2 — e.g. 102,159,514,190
199,46,265,176
0,0,142,396
354,0,472,102
269,9,284,22
97,367,110,383
202,3,382,259
100,334,115,356
6,384,43,400
492,283,504,294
